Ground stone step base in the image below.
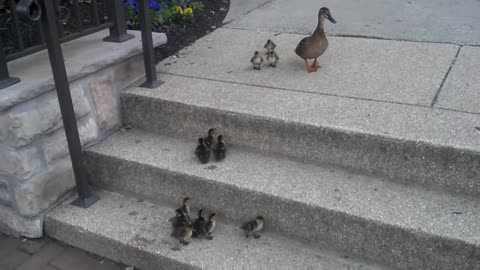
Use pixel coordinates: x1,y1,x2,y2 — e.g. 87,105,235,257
122,74,480,197
84,129,480,270
45,190,386,270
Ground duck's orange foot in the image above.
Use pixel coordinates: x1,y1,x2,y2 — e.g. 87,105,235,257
305,59,317,73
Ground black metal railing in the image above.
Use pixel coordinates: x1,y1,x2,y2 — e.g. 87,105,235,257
1,0,160,208
0,0,134,90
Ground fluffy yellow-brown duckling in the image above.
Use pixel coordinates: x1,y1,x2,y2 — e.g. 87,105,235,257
212,135,227,161
264,39,276,52
204,213,217,240
195,138,210,164
241,216,264,239
266,50,280,68
173,224,193,245
205,128,216,148
192,209,206,238
250,51,264,70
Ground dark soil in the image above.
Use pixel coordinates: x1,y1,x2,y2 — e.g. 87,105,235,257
153,0,230,63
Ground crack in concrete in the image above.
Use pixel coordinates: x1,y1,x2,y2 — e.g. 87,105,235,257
430,46,462,107
222,0,274,25
242,0,275,16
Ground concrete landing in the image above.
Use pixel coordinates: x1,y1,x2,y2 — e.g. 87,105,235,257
158,28,458,106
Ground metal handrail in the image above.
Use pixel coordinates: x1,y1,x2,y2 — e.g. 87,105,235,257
16,0,100,207
138,0,162,88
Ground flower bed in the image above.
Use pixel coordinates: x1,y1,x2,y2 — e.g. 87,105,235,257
123,0,230,63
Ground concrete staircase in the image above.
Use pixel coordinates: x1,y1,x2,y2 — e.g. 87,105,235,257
45,28,480,270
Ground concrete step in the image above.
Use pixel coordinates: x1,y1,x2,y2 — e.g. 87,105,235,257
45,190,387,270
85,129,480,270
121,74,480,197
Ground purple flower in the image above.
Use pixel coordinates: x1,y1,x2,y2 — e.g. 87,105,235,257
126,20,133,29
123,0,139,14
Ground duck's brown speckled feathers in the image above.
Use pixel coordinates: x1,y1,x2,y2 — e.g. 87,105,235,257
295,7,336,71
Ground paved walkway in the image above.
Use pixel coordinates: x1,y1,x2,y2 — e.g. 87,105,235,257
225,0,480,45
0,233,126,270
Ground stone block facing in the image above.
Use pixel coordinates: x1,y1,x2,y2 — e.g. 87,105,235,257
14,159,75,217
0,146,42,180
90,74,121,131
43,116,99,164
0,86,90,147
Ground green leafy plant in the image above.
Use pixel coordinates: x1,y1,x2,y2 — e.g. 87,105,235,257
124,0,204,29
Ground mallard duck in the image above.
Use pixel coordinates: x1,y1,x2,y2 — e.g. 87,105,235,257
204,213,217,240
205,128,216,147
212,135,227,161
250,51,264,70
241,216,264,239
295,7,336,73
266,50,279,68
192,209,206,238
264,39,276,52
195,138,210,164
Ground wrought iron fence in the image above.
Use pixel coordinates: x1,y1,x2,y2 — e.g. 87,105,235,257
0,0,134,89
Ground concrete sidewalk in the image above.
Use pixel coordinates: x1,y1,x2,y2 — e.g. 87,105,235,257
0,233,126,270
226,0,480,45
160,0,480,133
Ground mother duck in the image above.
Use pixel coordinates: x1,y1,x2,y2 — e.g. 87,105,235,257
295,7,336,73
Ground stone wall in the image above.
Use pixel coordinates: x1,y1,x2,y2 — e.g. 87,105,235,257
0,30,167,237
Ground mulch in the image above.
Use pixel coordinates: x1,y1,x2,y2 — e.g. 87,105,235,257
153,0,230,63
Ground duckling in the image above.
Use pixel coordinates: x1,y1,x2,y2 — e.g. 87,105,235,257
195,138,210,164
212,135,227,161
170,208,190,229
295,7,336,73
241,216,264,239
264,39,276,52
204,213,217,240
266,50,280,68
173,224,193,245
250,51,264,70
192,209,206,238
205,128,216,148
175,197,192,223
